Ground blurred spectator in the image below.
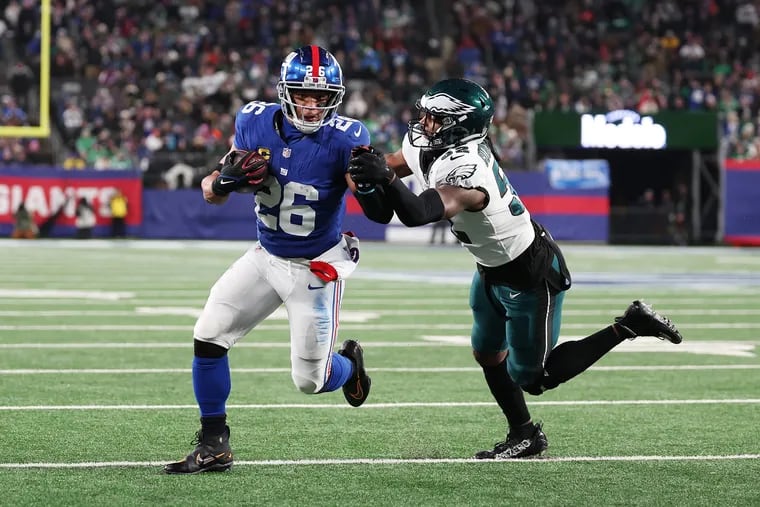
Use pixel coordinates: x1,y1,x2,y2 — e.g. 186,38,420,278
109,189,128,238
60,100,84,145
5,0,760,172
1,94,27,125
637,188,657,208
11,202,38,239
75,197,96,239
669,182,691,246
63,150,87,170
429,219,449,245
9,61,34,110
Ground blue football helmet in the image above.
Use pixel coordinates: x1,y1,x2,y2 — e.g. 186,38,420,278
277,45,345,134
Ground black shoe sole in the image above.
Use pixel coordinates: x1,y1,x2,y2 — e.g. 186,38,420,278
344,375,371,407
163,461,233,475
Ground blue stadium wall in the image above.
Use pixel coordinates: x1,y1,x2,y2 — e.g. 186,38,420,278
724,159,760,246
1,168,608,241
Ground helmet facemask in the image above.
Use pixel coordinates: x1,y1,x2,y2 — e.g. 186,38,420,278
277,83,344,134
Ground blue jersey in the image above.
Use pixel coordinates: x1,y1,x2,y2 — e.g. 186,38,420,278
234,102,370,259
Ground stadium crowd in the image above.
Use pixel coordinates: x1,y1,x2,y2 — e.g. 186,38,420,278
2,0,760,172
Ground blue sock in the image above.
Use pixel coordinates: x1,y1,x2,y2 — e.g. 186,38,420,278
192,355,231,417
320,352,354,393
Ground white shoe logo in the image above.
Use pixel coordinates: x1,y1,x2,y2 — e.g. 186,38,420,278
495,438,531,459
509,292,521,299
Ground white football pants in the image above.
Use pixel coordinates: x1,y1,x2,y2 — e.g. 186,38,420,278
194,234,360,394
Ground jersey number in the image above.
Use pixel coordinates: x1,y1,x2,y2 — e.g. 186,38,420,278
255,179,317,236
239,101,318,235
491,161,525,216
240,101,271,115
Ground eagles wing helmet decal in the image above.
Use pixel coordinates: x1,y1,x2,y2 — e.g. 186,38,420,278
422,93,478,116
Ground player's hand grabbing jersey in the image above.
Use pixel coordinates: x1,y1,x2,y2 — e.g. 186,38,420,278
401,136,535,266
233,101,370,259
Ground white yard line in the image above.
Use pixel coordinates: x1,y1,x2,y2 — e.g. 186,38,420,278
1,364,759,375
2,399,759,411
2,322,760,330
2,308,760,317
1,454,758,469
1,340,759,349
1,297,760,306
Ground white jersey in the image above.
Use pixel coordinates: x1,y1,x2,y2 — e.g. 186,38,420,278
401,137,535,266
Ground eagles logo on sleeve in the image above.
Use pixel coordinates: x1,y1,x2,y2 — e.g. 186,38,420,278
444,164,478,187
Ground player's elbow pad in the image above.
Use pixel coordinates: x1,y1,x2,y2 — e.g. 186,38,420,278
386,179,445,227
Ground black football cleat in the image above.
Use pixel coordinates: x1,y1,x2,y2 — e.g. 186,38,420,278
163,426,233,474
615,300,683,344
475,422,548,460
338,339,371,407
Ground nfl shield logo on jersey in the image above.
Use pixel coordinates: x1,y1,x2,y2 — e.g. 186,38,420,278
282,147,292,158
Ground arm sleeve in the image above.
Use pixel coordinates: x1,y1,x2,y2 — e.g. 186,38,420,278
354,185,394,224
384,178,445,227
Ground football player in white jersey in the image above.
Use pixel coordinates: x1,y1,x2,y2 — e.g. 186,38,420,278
348,78,683,459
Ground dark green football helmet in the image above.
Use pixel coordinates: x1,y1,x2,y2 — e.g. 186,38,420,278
408,78,494,151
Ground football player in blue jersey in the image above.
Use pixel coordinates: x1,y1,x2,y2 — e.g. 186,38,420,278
348,78,683,460
165,46,372,474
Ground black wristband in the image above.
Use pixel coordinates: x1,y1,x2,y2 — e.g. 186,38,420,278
355,185,394,224
211,176,232,196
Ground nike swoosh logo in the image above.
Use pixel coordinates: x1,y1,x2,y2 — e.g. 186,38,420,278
308,284,324,290
354,127,362,137
197,452,229,465
509,292,521,299
348,379,364,399
449,154,465,160
220,180,234,185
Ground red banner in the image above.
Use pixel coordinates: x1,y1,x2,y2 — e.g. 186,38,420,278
0,169,142,227
724,159,760,171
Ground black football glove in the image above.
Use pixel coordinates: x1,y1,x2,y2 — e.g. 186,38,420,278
348,145,395,190
211,149,269,196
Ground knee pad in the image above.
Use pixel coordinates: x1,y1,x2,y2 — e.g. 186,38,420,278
194,339,228,358
291,357,326,394
292,374,321,394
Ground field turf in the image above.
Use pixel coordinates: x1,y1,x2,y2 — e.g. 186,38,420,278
1,239,758,506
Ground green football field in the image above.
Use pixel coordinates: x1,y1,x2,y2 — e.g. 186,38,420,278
1,239,759,506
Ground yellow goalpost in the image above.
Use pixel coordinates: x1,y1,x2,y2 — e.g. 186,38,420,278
0,0,50,138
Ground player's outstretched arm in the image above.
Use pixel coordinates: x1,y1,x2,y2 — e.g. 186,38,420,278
384,179,445,226
349,146,445,227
